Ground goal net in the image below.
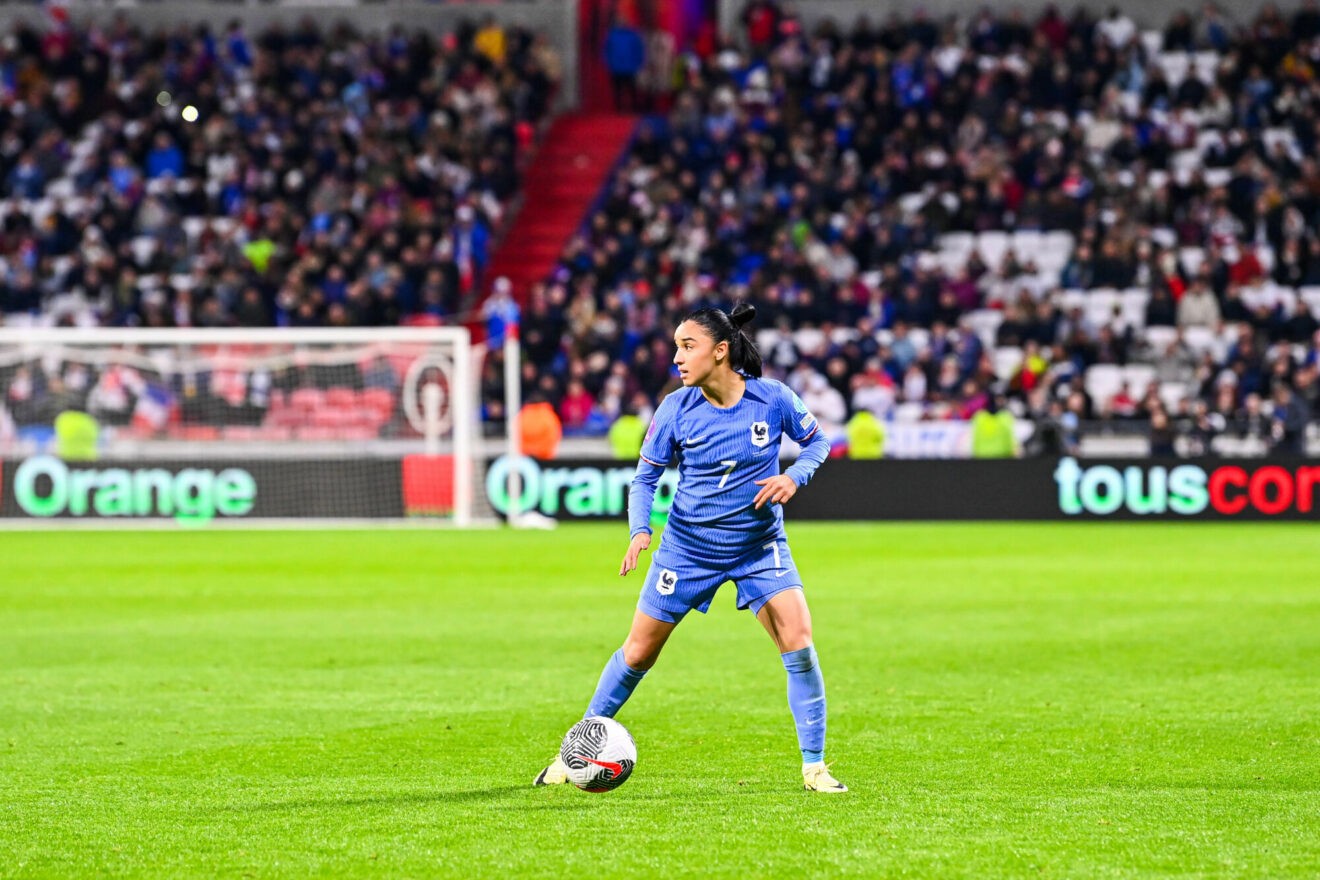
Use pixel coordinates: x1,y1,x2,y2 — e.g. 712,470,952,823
0,327,487,526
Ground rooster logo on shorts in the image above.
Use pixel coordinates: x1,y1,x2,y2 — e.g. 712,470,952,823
657,570,678,595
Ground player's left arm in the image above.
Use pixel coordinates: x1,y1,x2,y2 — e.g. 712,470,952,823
753,383,831,509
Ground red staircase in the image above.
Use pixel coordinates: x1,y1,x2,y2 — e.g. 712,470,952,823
485,113,638,302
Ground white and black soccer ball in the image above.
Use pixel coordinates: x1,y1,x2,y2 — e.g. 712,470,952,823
560,716,636,792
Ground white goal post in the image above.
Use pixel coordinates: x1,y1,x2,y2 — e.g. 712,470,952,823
0,326,498,527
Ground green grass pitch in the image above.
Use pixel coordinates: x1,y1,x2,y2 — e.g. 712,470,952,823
2,523,1319,878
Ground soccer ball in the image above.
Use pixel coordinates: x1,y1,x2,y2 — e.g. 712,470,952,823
560,716,637,792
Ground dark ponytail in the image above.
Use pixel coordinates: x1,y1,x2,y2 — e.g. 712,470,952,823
728,302,763,378
682,303,763,378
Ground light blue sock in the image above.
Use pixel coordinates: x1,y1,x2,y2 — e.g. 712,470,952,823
585,648,647,718
782,645,826,764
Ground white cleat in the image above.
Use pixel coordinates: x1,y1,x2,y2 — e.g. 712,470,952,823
803,762,848,793
533,754,569,786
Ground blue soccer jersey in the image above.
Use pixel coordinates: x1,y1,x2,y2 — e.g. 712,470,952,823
628,377,831,557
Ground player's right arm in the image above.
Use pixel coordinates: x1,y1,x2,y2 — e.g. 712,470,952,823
620,531,651,576
622,458,663,576
621,393,679,576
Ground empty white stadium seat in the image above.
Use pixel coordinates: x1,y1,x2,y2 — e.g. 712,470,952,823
792,328,826,355
1143,325,1179,354
1085,364,1125,410
1123,364,1157,393
1159,381,1190,409
965,309,1004,348
1012,229,1043,255
1179,247,1205,276
1192,52,1220,83
977,231,1010,272
1121,287,1150,310
1149,227,1177,248
893,402,926,423
1157,52,1190,87
1085,288,1120,327
1041,230,1075,256
992,346,1023,381
1299,287,1320,314
1270,284,1296,316
46,179,75,199
1171,149,1201,175
1182,325,1217,355
1057,288,1087,312
130,236,158,268
898,192,928,214
938,231,975,255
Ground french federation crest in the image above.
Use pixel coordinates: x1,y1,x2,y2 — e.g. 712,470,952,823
657,570,678,595
750,420,770,447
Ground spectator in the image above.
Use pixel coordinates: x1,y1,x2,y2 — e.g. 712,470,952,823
604,17,645,112
455,206,492,304
845,410,884,459
518,394,563,461
145,133,185,181
970,397,1019,458
1270,384,1310,455
54,410,99,462
742,1,780,56
1177,282,1222,330
800,373,846,442
474,16,507,65
851,364,897,419
1233,392,1270,449
6,153,45,200
1145,288,1178,327
1096,7,1137,48
558,379,596,433
607,406,646,460
483,277,521,348
1149,407,1177,457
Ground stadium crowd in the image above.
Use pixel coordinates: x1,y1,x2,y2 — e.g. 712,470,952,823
0,12,559,327
3,3,1320,456
508,1,1320,455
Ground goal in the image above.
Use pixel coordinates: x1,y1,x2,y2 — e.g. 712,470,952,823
0,327,490,526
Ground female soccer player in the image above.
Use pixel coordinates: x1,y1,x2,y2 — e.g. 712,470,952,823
535,304,847,792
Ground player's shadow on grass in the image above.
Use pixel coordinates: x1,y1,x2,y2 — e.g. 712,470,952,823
247,784,528,811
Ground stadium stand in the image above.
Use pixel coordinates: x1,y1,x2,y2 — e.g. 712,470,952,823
509,1,1320,454
3,3,1319,456
0,14,559,330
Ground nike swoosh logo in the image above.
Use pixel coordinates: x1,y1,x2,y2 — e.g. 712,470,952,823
774,570,789,577
682,437,706,447
576,755,624,776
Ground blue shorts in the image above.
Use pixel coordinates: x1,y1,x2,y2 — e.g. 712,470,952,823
637,536,804,624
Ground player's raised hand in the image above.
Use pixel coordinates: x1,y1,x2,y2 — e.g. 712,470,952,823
620,532,652,576
753,474,798,509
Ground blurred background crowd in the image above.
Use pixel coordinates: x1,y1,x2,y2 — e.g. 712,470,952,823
0,11,559,327
3,2,1320,457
